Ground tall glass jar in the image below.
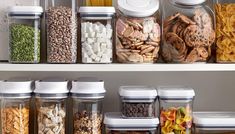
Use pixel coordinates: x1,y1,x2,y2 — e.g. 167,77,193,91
0,80,33,134
116,0,161,63
79,7,115,63
34,80,69,134
44,0,78,63
215,0,235,63
8,6,42,63
162,0,215,63
71,77,106,134
158,86,195,134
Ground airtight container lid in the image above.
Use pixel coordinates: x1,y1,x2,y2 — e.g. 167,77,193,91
8,6,43,16
172,0,206,5
79,7,115,15
157,86,195,100
104,112,159,130
71,77,106,99
194,112,235,129
0,80,33,98
118,0,159,17
34,79,69,98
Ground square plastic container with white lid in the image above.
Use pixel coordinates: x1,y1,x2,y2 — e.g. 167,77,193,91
193,112,235,134
119,86,158,118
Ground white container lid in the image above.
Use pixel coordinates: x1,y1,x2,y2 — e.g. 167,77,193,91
79,7,115,15
118,0,159,17
172,0,206,5
71,77,106,99
119,86,157,99
157,86,195,99
194,112,235,128
104,112,159,129
8,6,43,16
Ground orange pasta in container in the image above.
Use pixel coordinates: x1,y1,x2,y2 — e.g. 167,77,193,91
83,0,112,6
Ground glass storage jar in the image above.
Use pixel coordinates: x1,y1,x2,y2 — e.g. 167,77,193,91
119,86,157,118
34,80,69,134
80,0,113,6
0,80,33,134
158,86,195,134
193,112,235,134
116,0,161,63
104,112,159,134
8,6,42,63
215,0,235,63
45,0,78,63
79,7,115,63
161,0,215,63
71,77,106,134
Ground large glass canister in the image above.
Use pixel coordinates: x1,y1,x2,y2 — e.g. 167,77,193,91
116,0,161,63
215,0,235,63
79,7,115,63
119,86,158,118
71,77,106,134
80,0,113,6
34,80,69,134
45,0,78,63
193,112,235,134
161,0,215,63
158,86,195,134
104,112,159,134
8,6,42,63
0,80,33,134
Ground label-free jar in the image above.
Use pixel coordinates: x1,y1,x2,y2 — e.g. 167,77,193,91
80,0,113,6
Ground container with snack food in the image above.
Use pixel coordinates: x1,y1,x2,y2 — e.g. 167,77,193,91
71,77,106,134
215,0,235,63
162,0,215,63
104,112,159,134
116,0,161,63
158,86,195,134
193,112,235,134
0,80,33,134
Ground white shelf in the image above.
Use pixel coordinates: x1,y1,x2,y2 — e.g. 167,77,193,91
0,63,234,72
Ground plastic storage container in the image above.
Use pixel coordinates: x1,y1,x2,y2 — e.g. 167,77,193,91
71,77,106,134
193,112,235,134
215,0,235,63
45,0,78,63
79,7,115,63
104,112,159,134
161,0,215,63
34,80,69,134
116,0,161,63
8,6,42,63
80,0,113,6
158,86,195,134
119,86,157,118
0,80,33,134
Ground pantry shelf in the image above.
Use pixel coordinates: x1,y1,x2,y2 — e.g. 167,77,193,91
0,63,234,72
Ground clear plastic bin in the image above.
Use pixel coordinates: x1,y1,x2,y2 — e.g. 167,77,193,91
119,86,157,118
80,0,113,6
104,112,159,134
79,7,115,63
158,86,195,134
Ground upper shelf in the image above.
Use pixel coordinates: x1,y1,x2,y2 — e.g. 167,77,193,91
0,63,234,72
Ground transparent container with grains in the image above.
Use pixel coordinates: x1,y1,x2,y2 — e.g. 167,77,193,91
34,79,69,134
116,0,161,63
0,80,33,134
162,0,215,63
79,7,115,63
158,86,195,134
71,77,106,134
80,0,113,6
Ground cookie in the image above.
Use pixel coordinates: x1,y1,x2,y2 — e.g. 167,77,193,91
197,47,209,59
165,32,187,55
185,48,199,63
178,14,196,25
164,12,181,26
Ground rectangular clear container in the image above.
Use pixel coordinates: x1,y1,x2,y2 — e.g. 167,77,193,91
119,86,157,118
79,0,113,6
8,6,42,63
104,112,159,134
79,7,115,63
194,112,235,134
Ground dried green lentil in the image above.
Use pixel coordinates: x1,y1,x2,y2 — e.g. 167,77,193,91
10,24,40,63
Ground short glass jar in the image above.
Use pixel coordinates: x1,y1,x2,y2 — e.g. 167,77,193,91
80,0,113,6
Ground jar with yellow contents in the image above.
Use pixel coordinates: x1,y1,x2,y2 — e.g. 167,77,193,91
80,0,113,6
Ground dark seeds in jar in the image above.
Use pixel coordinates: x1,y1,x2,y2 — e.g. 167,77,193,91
122,102,155,117
107,131,153,134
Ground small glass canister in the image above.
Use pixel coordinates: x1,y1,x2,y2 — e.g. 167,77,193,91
0,80,33,134
8,6,42,63
34,80,69,134
71,77,106,134
80,0,113,6
79,7,115,63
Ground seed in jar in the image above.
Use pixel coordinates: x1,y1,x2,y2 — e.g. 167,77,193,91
122,102,155,117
